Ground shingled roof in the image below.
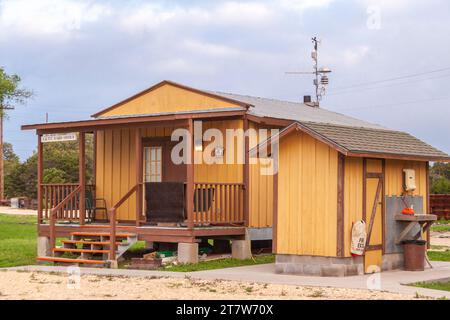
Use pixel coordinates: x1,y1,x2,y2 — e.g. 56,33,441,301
270,121,450,162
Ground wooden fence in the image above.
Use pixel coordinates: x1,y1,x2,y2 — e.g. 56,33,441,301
430,194,450,220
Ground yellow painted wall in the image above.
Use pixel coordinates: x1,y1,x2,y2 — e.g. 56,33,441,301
194,120,243,184
343,157,364,257
96,120,248,221
248,122,274,228
97,83,243,118
276,131,338,256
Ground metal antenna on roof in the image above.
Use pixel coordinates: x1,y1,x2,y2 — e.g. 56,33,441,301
286,37,332,107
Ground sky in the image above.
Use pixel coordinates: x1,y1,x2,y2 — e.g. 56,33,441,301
1,0,450,160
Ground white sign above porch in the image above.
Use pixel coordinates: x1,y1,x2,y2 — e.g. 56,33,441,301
41,133,78,143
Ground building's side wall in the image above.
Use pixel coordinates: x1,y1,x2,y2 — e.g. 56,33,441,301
276,131,338,256
248,121,274,228
98,83,243,118
343,157,364,257
194,120,243,184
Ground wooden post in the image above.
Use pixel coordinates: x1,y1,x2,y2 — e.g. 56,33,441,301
109,208,116,261
186,119,194,229
79,132,86,225
135,129,143,227
37,134,43,224
243,116,250,226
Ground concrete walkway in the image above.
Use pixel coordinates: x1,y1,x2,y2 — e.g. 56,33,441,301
7,261,450,299
0,206,37,215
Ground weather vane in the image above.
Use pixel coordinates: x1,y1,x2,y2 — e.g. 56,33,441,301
286,37,332,106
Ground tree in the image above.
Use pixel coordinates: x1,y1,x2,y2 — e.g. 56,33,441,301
0,67,33,199
3,136,94,199
430,162,450,194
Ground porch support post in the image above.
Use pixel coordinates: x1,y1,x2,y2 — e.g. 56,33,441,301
79,132,86,225
135,129,143,227
37,134,43,224
243,116,250,226
186,119,194,229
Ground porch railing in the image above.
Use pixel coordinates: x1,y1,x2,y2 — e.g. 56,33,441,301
40,183,94,222
48,185,82,251
193,182,245,225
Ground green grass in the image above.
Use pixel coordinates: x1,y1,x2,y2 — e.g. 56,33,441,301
428,249,450,262
0,214,37,267
432,220,450,232
161,255,275,272
412,281,450,292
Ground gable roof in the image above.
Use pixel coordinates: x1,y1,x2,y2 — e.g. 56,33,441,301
209,91,385,130
254,122,450,162
92,80,252,118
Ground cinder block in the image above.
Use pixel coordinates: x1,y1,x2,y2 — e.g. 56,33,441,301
177,243,199,264
321,265,346,277
37,236,50,257
344,265,362,276
302,264,322,276
232,239,252,260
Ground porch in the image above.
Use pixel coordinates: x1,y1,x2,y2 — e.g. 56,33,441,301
31,113,251,265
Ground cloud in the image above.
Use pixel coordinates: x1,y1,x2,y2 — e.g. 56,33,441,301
0,0,111,36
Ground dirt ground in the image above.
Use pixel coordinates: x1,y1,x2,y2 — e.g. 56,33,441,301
0,270,420,300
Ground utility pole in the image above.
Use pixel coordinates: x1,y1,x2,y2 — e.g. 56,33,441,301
286,36,332,106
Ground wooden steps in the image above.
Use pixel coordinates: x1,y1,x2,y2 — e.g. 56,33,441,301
37,256,106,265
53,248,109,254
37,230,138,268
71,232,133,238
62,240,126,246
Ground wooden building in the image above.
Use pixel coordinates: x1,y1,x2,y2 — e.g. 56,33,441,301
22,80,450,274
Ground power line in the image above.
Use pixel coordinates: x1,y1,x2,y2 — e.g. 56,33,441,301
329,66,450,92
332,96,450,111
327,72,450,96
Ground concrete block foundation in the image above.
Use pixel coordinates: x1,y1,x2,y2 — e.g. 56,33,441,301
177,243,199,264
382,253,404,271
232,239,252,260
37,236,50,257
275,255,364,277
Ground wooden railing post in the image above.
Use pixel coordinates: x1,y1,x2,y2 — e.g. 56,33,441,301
243,116,250,226
109,208,116,261
79,132,86,225
186,119,194,229
37,134,43,224
135,129,143,227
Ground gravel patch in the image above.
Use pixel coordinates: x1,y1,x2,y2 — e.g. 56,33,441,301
0,270,421,300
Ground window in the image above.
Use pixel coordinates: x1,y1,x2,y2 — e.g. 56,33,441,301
144,146,162,182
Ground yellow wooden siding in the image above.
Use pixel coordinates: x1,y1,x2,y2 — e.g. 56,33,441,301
96,120,248,221
343,157,364,257
385,159,428,214
276,131,338,256
248,122,274,228
96,127,174,220
194,120,243,184
98,83,242,118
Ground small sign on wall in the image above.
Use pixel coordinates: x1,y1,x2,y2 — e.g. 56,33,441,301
41,133,77,143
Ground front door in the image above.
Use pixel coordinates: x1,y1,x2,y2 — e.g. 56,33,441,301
144,146,162,183
364,159,384,274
